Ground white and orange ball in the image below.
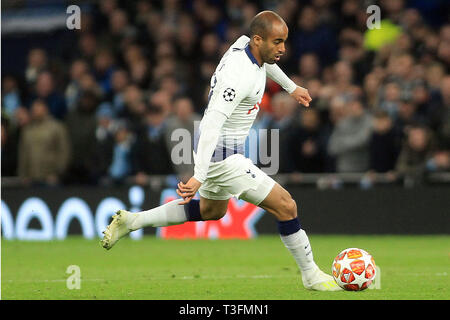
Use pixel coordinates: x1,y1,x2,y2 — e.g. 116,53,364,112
332,248,376,291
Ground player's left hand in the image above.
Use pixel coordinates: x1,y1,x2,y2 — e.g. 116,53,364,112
290,86,312,107
176,177,202,205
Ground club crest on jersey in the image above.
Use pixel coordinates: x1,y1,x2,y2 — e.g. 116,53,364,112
223,88,236,102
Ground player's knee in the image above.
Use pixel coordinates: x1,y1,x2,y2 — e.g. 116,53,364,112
277,197,297,221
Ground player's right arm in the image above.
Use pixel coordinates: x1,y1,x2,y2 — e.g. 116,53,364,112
194,58,252,182
176,109,227,204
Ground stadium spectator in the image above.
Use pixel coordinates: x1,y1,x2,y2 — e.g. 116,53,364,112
25,48,48,85
150,89,173,117
78,72,104,100
174,15,198,63
76,33,98,65
394,97,426,139
410,82,431,119
298,53,320,81
379,80,402,120
132,106,174,185
1,106,32,178
338,0,365,30
106,8,138,49
108,69,129,116
121,84,147,131
123,43,147,70
291,5,338,66
65,59,90,112
428,76,450,149
333,60,362,99
129,59,152,89
436,25,450,67
93,49,116,96
29,71,67,120
363,72,382,111
426,151,450,173
1,117,18,177
2,75,22,119
265,92,298,173
65,91,100,184
164,96,201,180
327,98,373,172
91,103,116,183
425,62,446,93
385,53,417,98
11,107,31,142
200,33,221,62
289,108,327,173
95,0,120,34
18,100,71,185
396,125,436,180
369,110,401,173
338,28,372,85
108,121,134,183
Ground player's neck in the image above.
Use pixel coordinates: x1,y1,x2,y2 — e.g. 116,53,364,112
248,42,263,67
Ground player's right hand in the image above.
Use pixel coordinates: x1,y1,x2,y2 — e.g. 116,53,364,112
176,177,202,205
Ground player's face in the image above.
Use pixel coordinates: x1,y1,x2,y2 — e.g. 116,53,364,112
260,21,288,64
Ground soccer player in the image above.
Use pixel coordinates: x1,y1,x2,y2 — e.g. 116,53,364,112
102,11,341,291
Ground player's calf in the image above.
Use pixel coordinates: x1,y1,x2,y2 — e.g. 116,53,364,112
260,184,297,221
259,183,341,291
198,197,228,221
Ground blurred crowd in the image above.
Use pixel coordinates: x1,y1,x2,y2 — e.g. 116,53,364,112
1,0,450,187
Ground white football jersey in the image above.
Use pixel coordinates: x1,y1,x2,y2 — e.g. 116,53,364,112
194,36,266,162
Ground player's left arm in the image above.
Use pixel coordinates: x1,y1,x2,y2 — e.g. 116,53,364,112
265,63,312,107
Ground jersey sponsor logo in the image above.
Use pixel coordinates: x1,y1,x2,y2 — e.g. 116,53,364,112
223,88,236,102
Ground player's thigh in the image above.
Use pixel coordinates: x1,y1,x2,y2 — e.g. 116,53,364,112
199,196,229,220
257,182,297,221
218,155,276,206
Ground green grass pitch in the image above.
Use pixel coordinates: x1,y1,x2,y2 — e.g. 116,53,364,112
2,235,449,300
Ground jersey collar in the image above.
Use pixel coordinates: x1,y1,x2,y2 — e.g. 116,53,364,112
245,43,262,67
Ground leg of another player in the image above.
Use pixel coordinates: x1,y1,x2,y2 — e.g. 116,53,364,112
258,183,341,291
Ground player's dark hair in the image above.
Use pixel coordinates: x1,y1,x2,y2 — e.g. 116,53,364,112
249,16,271,39
249,11,284,39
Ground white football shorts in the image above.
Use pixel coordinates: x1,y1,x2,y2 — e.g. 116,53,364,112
198,154,276,205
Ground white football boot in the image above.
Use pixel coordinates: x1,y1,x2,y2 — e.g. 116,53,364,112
101,210,136,250
302,267,343,291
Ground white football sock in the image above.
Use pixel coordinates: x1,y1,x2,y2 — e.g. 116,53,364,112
280,229,318,277
129,199,188,229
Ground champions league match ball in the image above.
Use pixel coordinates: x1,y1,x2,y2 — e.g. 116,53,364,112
332,248,377,291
